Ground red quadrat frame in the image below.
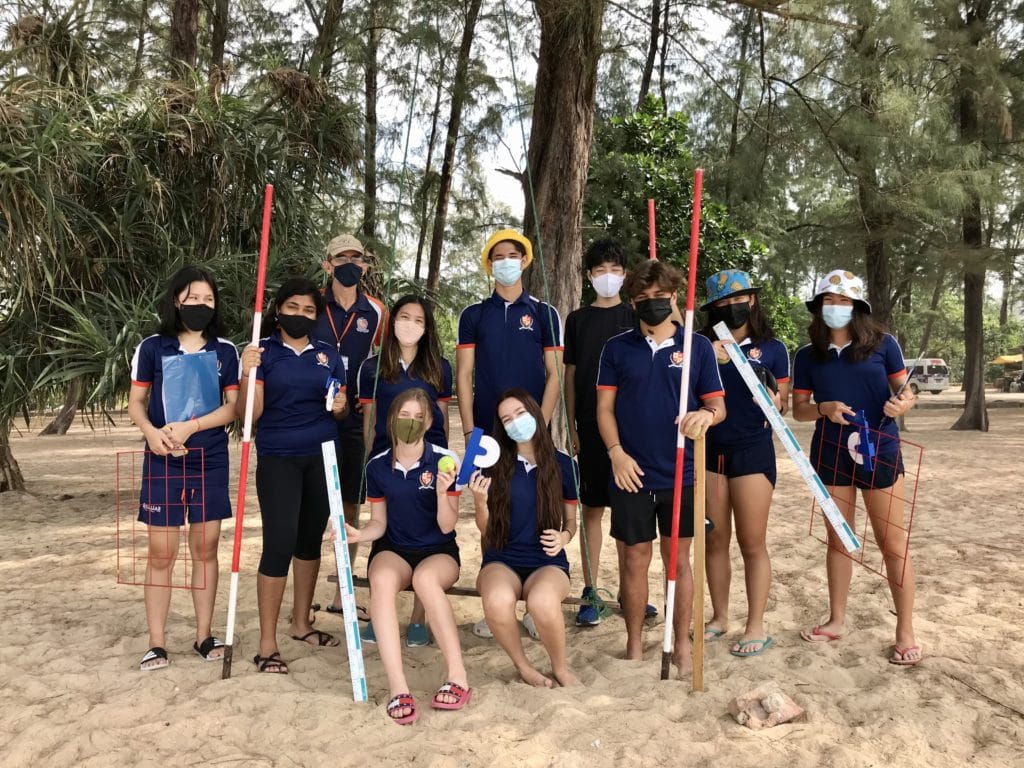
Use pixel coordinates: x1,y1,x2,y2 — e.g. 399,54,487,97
115,447,208,590
807,425,923,588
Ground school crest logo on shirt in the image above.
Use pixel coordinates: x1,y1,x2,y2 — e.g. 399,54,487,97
669,350,684,368
748,347,762,360
315,352,330,368
356,317,370,333
418,470,434,490
518,314,534,332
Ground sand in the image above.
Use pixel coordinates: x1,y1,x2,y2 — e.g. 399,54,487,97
1,402,1022,768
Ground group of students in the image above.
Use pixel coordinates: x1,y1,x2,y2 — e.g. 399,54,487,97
129,229,921,725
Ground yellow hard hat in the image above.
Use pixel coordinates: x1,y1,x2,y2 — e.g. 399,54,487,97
480,229,533,275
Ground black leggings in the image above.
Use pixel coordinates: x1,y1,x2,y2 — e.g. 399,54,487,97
255,453,332,577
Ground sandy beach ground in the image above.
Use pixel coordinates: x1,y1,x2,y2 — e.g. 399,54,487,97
1,398,1022,767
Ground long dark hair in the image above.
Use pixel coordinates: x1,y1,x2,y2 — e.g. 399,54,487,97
484,389,566,550
261,277,324,336
700,294,775,344
155,265,224,339
807,297,883,362
379,294,444,391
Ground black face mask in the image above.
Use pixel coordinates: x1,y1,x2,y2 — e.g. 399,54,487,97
178,304,214,333
711,302,751,330
334,263,362,287
635,297,673,327
278,313,316,339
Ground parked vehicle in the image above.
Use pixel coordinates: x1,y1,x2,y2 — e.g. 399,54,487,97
905,358,950,394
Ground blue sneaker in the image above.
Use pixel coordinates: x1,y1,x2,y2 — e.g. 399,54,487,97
406,622,430,647
575,587,601,626
360,621,376,644
617,592,658,619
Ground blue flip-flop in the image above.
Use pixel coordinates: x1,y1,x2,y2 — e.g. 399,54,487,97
730,636,774,657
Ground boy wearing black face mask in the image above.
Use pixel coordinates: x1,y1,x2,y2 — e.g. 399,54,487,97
312,234,388,617
596,260,726,676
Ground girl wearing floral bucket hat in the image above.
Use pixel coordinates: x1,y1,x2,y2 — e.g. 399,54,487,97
699,269,790,658
791,269,921,666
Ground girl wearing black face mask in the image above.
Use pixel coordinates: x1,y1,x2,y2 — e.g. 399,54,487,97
128,266,240,672
344,388,468,723
237,278,349,674
698,270,789,659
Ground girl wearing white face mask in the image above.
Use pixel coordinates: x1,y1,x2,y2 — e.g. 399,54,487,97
471,389,580,688
357,294,453,646
791,269,921,667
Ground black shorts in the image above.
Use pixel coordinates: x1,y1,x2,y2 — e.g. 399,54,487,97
609,486,695,545
810,430,904,490
368,536,460,572
707,438,777,487
576,420,610,508
484,560,569,586
337,424,367,505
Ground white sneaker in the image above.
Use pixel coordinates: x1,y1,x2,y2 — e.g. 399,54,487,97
522,613,539,641
472,618,493,639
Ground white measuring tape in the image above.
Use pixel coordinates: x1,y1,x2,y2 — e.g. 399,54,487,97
321,440,369,701
712,323,860,553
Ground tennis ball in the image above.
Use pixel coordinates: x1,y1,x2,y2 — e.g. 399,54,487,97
438,455,456,474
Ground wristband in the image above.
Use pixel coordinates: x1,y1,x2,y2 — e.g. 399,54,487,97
700,406,716,418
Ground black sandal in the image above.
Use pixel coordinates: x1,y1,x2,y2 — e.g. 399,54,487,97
140,647,169,672
193,636,226,661
290,629,339,647
253,652,289,674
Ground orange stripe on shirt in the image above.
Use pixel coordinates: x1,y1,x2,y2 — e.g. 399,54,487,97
366,496,385,504
456,343,476,350
596,385,617,391
888,368,907,380
131,380,151,388
775,376,791,384
792,388,812,395
701,390,725,400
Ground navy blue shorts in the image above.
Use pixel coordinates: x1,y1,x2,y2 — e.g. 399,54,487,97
706,438,777,487
138,450,231,528
810,430,904,490
576,420,610,508
609,486,695,545
368,536,460,572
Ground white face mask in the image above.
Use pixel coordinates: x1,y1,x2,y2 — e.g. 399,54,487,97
393,318,425,346
591,272,625,298
822,305,854,330
491,258,523,286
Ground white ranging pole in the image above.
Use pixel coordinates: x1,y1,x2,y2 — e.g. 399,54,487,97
712,322,861,553
321,439,368,702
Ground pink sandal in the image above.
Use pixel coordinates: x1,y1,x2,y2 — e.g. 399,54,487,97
386,693,419,725
431,681,472,710
889,645,923,666
801,625,842,643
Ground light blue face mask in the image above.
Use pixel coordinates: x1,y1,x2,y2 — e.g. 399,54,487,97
504,412,537,443
822,304,854,329
491,258,523,287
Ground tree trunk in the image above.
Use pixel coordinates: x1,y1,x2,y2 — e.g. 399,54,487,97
169,0,199,77
952,266,988,431
0,424,25,493
39,379,83,436
724,8,754,205
310,0,345,79
917,263,946,356
362,0,380,243
414,69,445,282
637,0,661,107
209,0,229,88
425,0,483,294
657,0,670,109
521,0,606,321
128,0,150,93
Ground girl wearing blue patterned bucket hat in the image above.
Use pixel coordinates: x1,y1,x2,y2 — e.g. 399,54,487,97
698,269,789,658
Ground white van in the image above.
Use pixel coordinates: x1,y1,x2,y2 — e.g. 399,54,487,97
905,358,950,394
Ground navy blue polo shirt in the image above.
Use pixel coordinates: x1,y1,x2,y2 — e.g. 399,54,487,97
597,327,724,488
482,450,578,571
358,355,453,455
311,288,387,430
792,333,906,452
457,290,562,434
253,332,347,457
130,334,240,457
708,337,790,447
364,442,459,549
564,303,635,425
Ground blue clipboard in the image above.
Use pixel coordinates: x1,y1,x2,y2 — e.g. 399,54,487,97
161,351,221,422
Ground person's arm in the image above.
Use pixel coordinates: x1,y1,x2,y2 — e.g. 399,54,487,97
456,345,475,436
236,345,265,422
362,402,374,448
127,386,177,455
163,392,238,447
469,470,491,534
540,347,562,426
347,500,386,544
597,388,644,492
679,395,725,439
564,363,578,454
882,372,915,419
435,463,460,534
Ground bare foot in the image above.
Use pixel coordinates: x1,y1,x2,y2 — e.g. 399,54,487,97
517,663,554,688
553,667,581,687
625,640,644,661
672,643,693,679
434,677,470,705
